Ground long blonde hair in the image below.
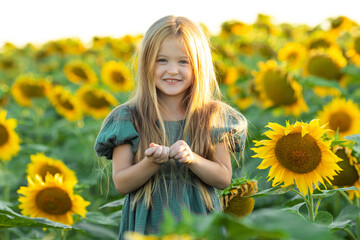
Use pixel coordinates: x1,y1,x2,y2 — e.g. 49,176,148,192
123,15,247,210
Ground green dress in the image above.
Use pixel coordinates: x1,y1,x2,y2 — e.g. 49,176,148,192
94,105,246,239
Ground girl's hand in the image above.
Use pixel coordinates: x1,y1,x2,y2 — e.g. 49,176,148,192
169,140,195,165
144,143,169,164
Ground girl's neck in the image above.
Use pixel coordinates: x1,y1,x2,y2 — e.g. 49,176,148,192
158,95,185,121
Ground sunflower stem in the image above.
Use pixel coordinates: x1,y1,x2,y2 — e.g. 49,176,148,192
339,190,354,205
344,228,357,240
308,193,315,222
356,198,360,240
314,198,322,219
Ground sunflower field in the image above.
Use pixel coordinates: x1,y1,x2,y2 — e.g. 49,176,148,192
1,14,360,240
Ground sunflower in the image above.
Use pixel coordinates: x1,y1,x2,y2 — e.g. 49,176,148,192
221,178,258,217
330,145,360,199
306,31,337,50
64,60,98,85
124,232,192,240
18,173,90,226
0,110,20,162
317,98,360,138
303,46,347,97
26,152,77,185
252,119,342,196
328,16,358,37
48,85,82,121
76,85,118,119
277,42,307,70
346,35,360,66
101,61,134,92
252,60,308,116
220,20,252,38
11,75,52,107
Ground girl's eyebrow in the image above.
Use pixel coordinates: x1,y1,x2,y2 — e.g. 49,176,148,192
157,54,189,59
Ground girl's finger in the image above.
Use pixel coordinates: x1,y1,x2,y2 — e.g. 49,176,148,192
174,150,189,160
153,146,163,158
150,142,159,148
145,147,157,157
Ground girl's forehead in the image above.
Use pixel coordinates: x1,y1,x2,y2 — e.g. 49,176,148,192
159,37,189,54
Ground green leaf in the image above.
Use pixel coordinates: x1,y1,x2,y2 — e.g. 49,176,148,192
98,198,125,209
311,186,359,199
344,134,360,145
0,201,74,229
281,202,306,219
81,212,118,227
315,211,333,226
301,75,345,94
248,185,295,198
330,205,360,231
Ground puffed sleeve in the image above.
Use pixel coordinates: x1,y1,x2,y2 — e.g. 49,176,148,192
211,111,247,152
94,106,139,160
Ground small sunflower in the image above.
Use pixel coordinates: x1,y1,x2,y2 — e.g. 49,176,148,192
330,145,360,199
346,35,360,66
221,178,258,217
328,16,358,36
18,173,90,226
64,60,98,85
0,110,20,162
124,232,192,240
11,75,51,107
48,85,82,121
26,152,77,185
303,47,347,97
317,98,360,138
252,119,342,196
227,84,253,110
252,60,308,116
101,61,134,92
307,31,337,50
277,42,307,70
76,85,118,119
220,20,252,37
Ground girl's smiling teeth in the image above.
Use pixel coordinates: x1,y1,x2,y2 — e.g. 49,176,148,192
164,78,182,83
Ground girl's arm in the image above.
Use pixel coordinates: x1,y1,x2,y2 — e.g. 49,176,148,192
169,140,232,190
112,144,169,195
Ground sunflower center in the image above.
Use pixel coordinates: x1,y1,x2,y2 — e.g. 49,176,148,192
262,69,297,106
331,149,359,186
0,124,9,146
72,67,88,80
331,17,343,29
111,70,125,84
19,83,45,98
307,55,341,80
36,187,72,215
329,111,352,133
0,59,15,70
287,52,298,62
39,166,61,181
83,91,110,109
275,132,322,173
55,94,74,110
354,37,360,55
309,39,331,49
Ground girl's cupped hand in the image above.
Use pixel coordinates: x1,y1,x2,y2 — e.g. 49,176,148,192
169,140,195,165
144,143,169,164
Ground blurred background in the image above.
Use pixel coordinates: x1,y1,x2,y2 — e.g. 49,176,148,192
1,0,360,239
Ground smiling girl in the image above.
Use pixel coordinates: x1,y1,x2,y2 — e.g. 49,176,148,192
95,15,247,239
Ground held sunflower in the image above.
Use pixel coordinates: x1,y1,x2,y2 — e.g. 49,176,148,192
0,110,20,162
18,173,90,226
26,152,77,185
252,119,342,196
317,98,360,138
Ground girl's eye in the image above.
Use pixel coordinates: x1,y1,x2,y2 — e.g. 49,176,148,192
179,60,188,64
157,58,167,63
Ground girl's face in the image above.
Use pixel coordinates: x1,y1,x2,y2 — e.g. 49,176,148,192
154,37,194,100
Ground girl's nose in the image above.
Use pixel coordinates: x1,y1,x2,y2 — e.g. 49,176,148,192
167,63,178,75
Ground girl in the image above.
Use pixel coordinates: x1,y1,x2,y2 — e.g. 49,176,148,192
94,15,247,239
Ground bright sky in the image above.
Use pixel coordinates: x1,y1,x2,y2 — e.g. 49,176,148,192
1,0,360,47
